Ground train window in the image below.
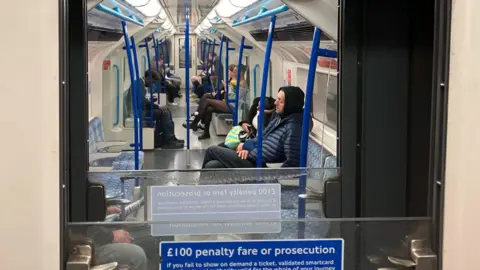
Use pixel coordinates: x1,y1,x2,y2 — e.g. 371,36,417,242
179,38,192,69
312,71,337,130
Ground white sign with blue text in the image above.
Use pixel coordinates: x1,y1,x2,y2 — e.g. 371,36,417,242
149,184,281,236
160,239,344,270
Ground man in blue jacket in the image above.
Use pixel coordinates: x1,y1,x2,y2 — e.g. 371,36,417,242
202,86,309,168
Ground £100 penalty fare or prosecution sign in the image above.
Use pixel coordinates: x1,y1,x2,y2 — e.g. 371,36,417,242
160,239,344,270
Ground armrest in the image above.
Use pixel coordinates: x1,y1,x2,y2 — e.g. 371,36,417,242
89,152,121,162
106,198,130,206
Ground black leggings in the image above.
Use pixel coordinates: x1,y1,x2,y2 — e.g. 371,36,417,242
197,97,231,129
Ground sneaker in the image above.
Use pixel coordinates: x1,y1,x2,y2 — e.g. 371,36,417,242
197,122,205,130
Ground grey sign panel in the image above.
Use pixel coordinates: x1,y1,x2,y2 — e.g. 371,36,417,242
149,184,282,236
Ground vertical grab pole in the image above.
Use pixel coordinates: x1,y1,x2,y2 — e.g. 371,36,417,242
121,21,139,171
153,36,161,105
159,40,167,95
225,38,230,99
234,36,246,125
205,40,212,92
131,36,143,152
164,39,170,67
209,39,216,92
144,38,154,128
256,15,276,168
185,5,191,163
202,40,207,71
216,36,224,99
298,28,322,220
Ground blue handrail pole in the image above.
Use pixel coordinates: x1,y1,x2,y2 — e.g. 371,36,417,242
202,39,207,71
234,36,246,125
113,64,120,127
224,38,230,101
164,39,170,67
232,4,288,27
208,39,216,92
216,35,224,99
205,40,212,92
185,5,191,151
159,40,167,94
144,38,154,128
298,27,323,219
130,36,143,152
253,64,260,98
96,4,144,26
256,15,276,168
153,36,161,106
121,21,139,171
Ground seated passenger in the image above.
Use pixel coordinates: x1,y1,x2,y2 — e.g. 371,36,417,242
201,86,310,168
148,59,181,106
220,96,276,149
185,64,248,140
191,52,223,99
91,207,159,270
183,64,237,130
139,77,184,149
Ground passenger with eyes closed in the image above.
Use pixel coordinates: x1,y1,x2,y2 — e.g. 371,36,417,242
201,86,312,169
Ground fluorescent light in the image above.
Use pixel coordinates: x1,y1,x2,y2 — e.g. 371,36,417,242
229,0,259,8
215,0,242,17
132,0,161,17
194,28,201,35
125,0,149,6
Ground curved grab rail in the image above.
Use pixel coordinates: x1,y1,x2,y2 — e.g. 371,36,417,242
232,4,288,27
96,4,144,26
113,64,120,127
253,64,260,98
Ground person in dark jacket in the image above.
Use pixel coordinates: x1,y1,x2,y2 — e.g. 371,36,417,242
128,76,184,149
202,86,311,168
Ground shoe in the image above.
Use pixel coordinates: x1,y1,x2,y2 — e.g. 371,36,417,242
161,140,184,149
168,101,179,106
198,133,211,140
197,122,205,130
174,137,185,143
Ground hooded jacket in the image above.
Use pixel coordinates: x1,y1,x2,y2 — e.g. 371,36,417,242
243,86,313,167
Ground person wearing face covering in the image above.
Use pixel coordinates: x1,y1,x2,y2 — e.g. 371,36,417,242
201,86,313,168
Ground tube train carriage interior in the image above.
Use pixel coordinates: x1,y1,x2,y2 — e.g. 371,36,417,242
64,0,446,269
